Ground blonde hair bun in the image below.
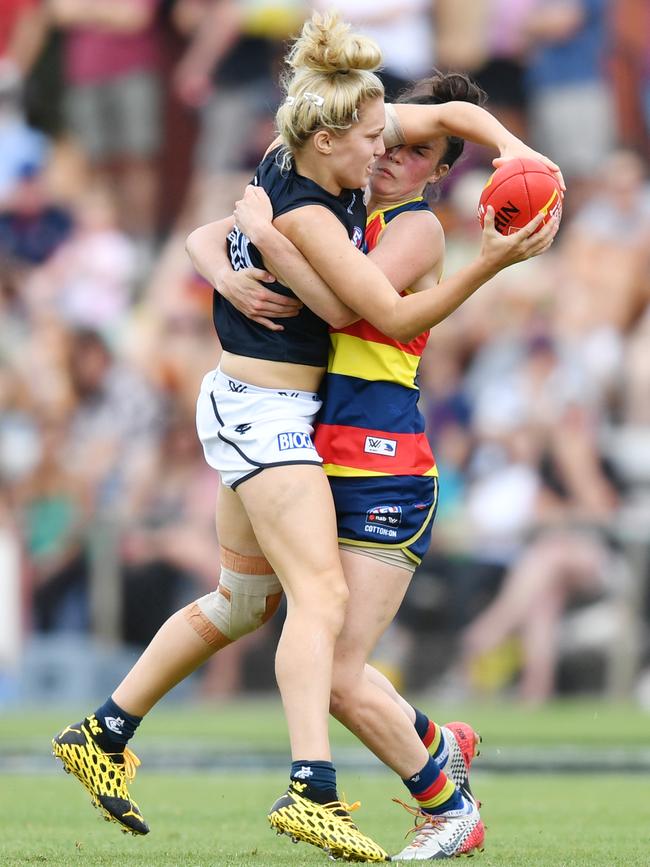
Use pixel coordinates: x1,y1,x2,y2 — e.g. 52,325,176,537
287,12,382,75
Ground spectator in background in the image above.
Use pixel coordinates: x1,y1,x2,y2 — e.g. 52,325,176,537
623,310,650,427
64,328,164,512
13,413,92,633
470,0,538,141
120,403,218,646
551,150,650,417
0,58,50,204
460,529,618,703
49,0,163,261
0,363,41,488
524,0,613,194
434,0,486,77
24,183,137,342
0,263,31,361
173,0,305,222
609,0,650,156
0,161,73,265
0,0,48,78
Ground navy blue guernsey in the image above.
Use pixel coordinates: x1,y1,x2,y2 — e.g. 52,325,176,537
213,147,367,367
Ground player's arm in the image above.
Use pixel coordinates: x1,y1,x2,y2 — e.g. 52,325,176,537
372,208,533,327
236,184,445,300
273,204,558,343
234,189,444,324
230,190,358,328
188,211,356,329
186,217,303,332
387,102,565,191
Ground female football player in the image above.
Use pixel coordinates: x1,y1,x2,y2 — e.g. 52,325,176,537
53,12,559,862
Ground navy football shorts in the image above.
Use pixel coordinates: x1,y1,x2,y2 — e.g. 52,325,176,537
328,474,439,565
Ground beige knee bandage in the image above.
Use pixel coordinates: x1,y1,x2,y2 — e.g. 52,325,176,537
184,546,283,647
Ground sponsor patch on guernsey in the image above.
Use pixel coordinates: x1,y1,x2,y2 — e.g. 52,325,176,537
277,431,315,451
364,435,397,456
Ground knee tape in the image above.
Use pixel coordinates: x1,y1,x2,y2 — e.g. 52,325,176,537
185,546,283,645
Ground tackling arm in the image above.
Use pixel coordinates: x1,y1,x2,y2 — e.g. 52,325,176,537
387,102,565,190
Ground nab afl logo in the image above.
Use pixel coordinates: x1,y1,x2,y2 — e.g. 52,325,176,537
351,226,363,248
366,505,403,527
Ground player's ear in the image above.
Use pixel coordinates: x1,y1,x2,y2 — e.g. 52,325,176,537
313,129,333,156
431,163,449,183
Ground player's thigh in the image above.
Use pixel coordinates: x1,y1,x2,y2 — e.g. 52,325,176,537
216,482,265,557
236,464,344,604
334,548,412,671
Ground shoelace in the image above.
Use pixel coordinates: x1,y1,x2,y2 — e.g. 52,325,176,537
392,797,449,846
106,747,141,783
122,748,141,782
321,799,362,827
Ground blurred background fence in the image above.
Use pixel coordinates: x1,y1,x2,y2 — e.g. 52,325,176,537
1,0,650,710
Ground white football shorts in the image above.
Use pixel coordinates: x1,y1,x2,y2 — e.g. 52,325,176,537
196,368,323,489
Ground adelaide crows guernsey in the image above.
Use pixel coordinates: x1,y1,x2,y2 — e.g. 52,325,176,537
214,146,366,367
314,196,438,479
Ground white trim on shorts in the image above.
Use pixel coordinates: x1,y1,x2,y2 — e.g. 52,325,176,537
196,368,323,489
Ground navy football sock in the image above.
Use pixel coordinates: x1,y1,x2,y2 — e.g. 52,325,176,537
88,697,142,754
290,760,338,803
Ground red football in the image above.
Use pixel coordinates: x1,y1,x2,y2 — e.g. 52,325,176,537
478,158,563,235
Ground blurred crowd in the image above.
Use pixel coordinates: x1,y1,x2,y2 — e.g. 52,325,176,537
1,0,650,706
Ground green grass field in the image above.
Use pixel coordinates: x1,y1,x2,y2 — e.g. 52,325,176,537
2,698,650,865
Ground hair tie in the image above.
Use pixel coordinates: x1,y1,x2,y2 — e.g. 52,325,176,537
303,91,325,107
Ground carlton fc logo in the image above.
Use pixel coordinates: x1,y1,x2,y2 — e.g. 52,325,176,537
351,226,364,248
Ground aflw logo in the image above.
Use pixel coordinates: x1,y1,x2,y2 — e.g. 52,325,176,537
277,431,314,451
364,435,397,456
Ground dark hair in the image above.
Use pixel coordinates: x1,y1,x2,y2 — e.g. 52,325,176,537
397,71,487,169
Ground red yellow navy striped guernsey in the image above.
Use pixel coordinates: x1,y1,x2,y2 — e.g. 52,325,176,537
314,196,438,479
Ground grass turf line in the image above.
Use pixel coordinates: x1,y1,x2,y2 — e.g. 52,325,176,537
4,698,650,750
2,772,650,866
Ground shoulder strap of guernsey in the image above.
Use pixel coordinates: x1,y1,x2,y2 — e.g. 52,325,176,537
365,196,430,251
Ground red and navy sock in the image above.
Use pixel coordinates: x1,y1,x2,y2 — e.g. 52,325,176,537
87,697,142,755
413,707,445,761
403,756,464,815
290,760,338,803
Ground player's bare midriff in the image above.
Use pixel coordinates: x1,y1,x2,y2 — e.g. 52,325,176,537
220,351,326,392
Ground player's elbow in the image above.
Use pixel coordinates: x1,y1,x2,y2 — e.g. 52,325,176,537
185,226,206,263
185,228,197,257
383,321,418,343
327,310,359,329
